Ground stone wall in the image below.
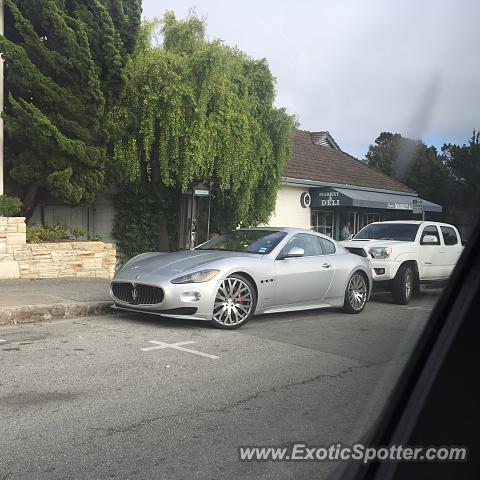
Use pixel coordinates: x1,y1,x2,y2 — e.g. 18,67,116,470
0,216,116,280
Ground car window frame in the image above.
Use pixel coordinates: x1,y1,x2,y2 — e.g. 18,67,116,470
276,233,325,259
319,236,336,255
420,225,441,245
440,225,459,246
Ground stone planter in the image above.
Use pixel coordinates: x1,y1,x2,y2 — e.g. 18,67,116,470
0,217,116,280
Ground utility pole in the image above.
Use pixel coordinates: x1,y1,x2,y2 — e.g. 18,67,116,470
0,0,4,196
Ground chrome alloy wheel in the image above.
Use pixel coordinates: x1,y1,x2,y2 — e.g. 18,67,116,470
347,273,367,311
213,277,253,326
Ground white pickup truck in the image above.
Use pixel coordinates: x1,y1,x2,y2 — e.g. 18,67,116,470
341,221,463,305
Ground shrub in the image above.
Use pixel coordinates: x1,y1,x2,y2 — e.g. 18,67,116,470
70,227,86,239
26,224,87,243
27,224,70,243
0,195,23,216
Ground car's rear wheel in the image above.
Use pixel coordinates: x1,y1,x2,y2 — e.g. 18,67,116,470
210,274,257,329
392,264,413,305
342,271,368,313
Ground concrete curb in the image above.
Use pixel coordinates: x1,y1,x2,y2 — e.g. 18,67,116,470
0,301,113,326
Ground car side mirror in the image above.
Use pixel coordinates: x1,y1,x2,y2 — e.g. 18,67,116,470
422,235,439,245
285,247,305,258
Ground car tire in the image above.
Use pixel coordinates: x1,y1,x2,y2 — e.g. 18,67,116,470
412,270,421,297
392,264,413,305
210,274,257,329
342,271,368,314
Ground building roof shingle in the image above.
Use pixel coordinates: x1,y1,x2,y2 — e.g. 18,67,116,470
284,130,414,194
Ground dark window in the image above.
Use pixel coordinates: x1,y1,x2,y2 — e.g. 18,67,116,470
320,237,336,254
354,223,419,241
441,226,458,246
420,225,440,244
281,233,323,257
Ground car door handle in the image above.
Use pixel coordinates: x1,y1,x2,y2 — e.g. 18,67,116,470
322,263,331,268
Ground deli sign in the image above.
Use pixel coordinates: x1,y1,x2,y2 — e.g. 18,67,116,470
318,191,340,206
309,187,351,208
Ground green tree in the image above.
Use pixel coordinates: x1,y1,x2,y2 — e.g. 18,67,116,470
405,144,450,206
111,14,294,256
0,0,141,218
441,131,480,233
364,132,403,176
364,132,450,206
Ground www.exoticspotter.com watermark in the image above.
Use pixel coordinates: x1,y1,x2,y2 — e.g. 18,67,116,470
238,443,468,463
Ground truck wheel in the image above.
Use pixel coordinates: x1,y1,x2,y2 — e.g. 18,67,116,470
412,271,421,297
392,264,413,305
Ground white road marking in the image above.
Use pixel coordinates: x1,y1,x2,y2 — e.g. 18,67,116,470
0,339,5,342
141,340,220,359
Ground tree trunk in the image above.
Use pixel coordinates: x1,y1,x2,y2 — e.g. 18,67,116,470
156,213,170,252
22,180,40,221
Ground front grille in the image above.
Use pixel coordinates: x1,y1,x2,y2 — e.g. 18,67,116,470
345,247,368,258
111,282,164,305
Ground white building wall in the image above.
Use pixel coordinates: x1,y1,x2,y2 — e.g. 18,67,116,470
268,184,311,229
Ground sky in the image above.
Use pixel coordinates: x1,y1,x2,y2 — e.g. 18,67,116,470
142,0,479,158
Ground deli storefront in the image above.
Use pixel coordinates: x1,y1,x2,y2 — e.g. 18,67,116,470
307,186,442,240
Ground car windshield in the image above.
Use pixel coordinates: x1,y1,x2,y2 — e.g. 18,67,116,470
354,223,420,241
196,230,287,254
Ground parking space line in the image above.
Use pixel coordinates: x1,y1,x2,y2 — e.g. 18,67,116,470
141,340,220,359
0,340,5,343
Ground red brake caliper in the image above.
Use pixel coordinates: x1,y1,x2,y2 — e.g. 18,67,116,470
236,288,244,304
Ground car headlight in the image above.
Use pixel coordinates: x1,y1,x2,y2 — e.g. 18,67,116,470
369,247,392,259
171,269,220,284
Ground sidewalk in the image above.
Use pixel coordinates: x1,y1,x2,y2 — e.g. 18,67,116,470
0,278,113,326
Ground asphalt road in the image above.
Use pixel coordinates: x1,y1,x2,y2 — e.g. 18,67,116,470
0,290,440,480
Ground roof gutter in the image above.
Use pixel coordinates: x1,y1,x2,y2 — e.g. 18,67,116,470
282,177,418,197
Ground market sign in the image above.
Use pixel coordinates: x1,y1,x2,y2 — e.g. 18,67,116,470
309,187,353,208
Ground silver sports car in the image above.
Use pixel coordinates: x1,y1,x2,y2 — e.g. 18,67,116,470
110,227,372,329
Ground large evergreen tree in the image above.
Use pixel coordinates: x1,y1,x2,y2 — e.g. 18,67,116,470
364,132,449,206
0,0,141,218
441,131,480,233
364,132,403,177
111,14,294,257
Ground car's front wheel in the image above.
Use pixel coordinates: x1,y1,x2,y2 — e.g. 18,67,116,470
211,274,257,329
342,271,368,313
392,264,413,305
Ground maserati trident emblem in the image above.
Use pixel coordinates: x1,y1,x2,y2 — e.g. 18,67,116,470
131,285,138,302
